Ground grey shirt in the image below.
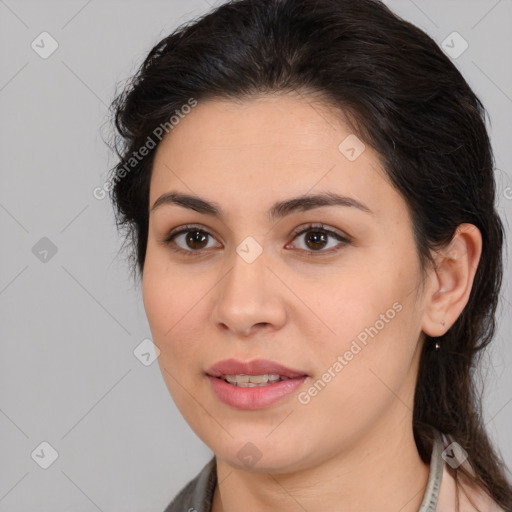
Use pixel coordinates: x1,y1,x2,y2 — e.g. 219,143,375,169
163,430,446,512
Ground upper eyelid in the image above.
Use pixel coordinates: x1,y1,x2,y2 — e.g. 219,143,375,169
165,224,220,243
290,223,349,239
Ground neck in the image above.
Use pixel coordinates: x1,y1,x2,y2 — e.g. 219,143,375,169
211,419,430,512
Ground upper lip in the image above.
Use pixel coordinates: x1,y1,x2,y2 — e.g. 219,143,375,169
206,358,308,379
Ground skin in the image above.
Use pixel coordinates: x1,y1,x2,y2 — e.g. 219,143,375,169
142,92,482,512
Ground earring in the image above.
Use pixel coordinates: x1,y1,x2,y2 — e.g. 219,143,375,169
435,321,445,351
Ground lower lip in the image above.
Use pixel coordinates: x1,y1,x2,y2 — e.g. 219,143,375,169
207,375,308,410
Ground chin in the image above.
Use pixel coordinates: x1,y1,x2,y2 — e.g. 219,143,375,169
210,434,316,474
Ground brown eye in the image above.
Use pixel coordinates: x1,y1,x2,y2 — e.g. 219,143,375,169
183,230,209,250
289,224,351,255
304,230,329,250
164,223,350,258
164,225,221,256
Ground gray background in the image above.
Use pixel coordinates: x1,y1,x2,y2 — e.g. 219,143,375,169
0,0,511,510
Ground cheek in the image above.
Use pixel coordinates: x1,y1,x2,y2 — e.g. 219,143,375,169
298,288,419,452
142,265,173,341
308,251,422,388
142,264,207,415
142,258,230,391
142,252,202,359
318,262,406,336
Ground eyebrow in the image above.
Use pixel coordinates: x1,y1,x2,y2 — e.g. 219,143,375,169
150,190,373,222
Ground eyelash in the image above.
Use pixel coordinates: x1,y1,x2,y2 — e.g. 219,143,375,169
163,223,351,258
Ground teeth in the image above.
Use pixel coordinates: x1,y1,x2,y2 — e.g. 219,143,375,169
223,374,285,387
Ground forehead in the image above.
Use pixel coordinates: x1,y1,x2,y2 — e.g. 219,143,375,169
155,93,353,163
149,94,397,221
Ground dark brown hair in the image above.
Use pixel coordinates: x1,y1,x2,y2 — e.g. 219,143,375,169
107,0,511,508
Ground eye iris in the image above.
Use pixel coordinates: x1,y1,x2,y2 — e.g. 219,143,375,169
305,230,328,250
186,230,208,250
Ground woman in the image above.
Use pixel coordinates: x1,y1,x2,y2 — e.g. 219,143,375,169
107,0,511,510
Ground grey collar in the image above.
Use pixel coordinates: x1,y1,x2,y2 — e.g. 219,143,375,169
418,429,445,512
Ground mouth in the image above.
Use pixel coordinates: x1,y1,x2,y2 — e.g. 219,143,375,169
206,358,309,409
206,357,308,381
218,373,292,387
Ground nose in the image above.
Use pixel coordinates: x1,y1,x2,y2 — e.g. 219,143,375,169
210,243,287,338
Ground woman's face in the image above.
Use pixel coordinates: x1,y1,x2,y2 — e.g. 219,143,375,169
143,93,433,472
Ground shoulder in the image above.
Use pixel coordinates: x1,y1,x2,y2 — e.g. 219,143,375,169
162,457,217,512
437,463,506,512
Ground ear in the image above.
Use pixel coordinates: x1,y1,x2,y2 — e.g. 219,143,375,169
421,223,482,337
